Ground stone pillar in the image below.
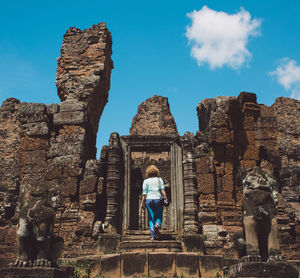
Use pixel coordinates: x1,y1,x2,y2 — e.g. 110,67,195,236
104,133,122,232
181,132,198,234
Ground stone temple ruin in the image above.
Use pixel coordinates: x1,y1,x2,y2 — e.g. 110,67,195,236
0,23,299,277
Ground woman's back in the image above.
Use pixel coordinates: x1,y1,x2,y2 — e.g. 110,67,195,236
142,177,165,200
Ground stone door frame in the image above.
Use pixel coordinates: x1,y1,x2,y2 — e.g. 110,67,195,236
120,135,184,236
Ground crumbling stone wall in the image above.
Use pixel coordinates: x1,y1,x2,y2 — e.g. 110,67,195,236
0,23,113,266
130,95,178,136
56,23,113,159
195,92,299,259
0,99,21,223
0,98,21,264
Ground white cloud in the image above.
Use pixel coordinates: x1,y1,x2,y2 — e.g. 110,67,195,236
185,6,262,69
269,58,300,101
269,58,300,91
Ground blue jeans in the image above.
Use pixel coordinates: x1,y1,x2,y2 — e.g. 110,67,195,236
145,199,163,239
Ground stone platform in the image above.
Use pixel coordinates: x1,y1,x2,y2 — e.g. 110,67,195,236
62,253,238,278
0,267,70,278
228,261,299,278
118,239,183,253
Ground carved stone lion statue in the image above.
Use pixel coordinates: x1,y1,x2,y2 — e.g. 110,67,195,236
13,186,64,267
237,166,283,262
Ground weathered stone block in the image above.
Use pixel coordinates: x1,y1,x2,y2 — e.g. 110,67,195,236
203,225,220,242
22,122,49,136
196,156,210,174
240,159,256,169
61,177,78,197
149,252,176,278
20,137,48,151
181,235,205,253
210,127,231,144
75,211,94,236
20,173,45,187
47,103,59,115
51,155,82,177
198,212,217,225
18,103,48,123
175,253,200,277
237,92,257,105
195,142,210,158
48,142,84,158
45,162,63,180
53,111,85,126
20,150,46,170
210,110,229,128
59,99,86,112
130,95,179,136
243,145,259,160
255,128,277,140
215,162,225,176
57,125,85,138
257,117,277,129
98,234,121,254
121,252,148,277
197,174,215,194
80,175,98,194
85,159,103,176
243,102,260,118
225,161,234,175
99,254,120,277
199,255,223,278
243,115,255,130
221,175,234,192
218,191,233,202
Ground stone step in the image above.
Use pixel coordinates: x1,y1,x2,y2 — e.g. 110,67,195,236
98,234,205,255
121,233,176,241
118,240,182,253
59,253,238,278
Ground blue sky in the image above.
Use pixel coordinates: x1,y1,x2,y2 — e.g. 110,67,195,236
1,0,300,154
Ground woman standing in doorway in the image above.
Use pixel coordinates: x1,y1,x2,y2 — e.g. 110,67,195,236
139,165,168,240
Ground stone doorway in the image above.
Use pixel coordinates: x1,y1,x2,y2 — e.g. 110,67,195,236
121,135,183,236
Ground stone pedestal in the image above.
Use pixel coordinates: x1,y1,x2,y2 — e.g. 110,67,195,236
228,262,299,278
0,267,69,278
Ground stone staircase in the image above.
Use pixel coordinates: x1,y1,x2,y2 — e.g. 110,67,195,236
118,234,182,253
60,234,239,278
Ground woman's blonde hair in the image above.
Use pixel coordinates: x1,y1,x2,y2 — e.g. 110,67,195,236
146,165,159,178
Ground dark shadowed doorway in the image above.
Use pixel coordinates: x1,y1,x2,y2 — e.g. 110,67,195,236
121,135,183,236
